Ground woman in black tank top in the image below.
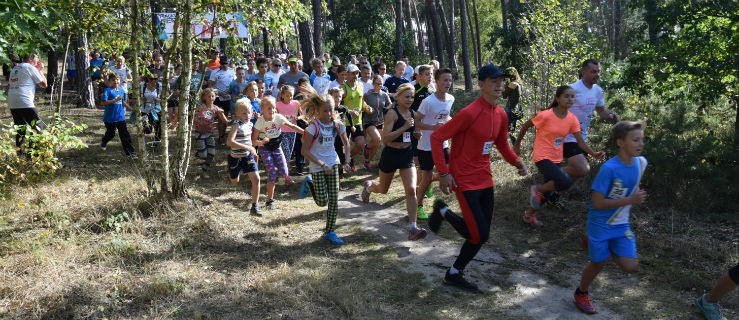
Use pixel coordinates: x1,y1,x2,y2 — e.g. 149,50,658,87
360,83,428,241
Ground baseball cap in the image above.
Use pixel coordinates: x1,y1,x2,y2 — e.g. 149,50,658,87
287,55,298,63
346,64,359,73
219,55,229,64
477,64,513,81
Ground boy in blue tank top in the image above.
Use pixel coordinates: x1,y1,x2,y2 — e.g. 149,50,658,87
574,120,648,314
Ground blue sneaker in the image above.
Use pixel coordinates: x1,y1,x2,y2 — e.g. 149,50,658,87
325,231,344,245
695,293,723,320
300,175,313,199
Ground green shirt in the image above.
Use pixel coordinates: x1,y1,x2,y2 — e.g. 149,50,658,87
343,81,364,126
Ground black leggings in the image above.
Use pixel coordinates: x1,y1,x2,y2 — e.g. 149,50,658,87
730,262,739,285
10,108,45,148
535,159,572,201
445,187,495,271
102,121,135,155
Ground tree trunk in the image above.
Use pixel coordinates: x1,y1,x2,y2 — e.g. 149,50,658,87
74,8,95,109
426,0,444,67
447,0,456,70
172,0,195,198
426,10,435,61
58,34,71,114
312,0,323,57
130,0,155,194
158,9,181,194
501,0,509,32
262,28,269,56
411,0,425,56
435,0,456,69
465,0,478,69
403,0,413,37
459,0,472,91
297,2,314,72
472,0,482,67
149,0,163,51
395,0,404,60
45,50,59,95
644,0,659,43
613,0,622,59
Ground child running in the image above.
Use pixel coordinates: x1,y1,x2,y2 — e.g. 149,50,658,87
300,89,352,245
226,98,262,216
415,67,454,220
100,73,136,157
361,83,428,241
253,96,305,210
276,85,301,171
328,87,354,185
193,88,228,176
513,85,605,226
573,120,647,314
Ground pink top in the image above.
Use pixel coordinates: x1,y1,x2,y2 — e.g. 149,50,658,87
276,100,300,133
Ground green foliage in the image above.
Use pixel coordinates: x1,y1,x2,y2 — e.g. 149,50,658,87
618,1,738,106
0,115,88,198
102,211,131,233
604,79,738,213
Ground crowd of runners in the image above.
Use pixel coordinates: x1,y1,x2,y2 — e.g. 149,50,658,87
3,49,735,319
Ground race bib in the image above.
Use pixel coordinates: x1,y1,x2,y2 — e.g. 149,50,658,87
403,132,411,143
435,113,448,120
482,141,494,155
320,135,334,145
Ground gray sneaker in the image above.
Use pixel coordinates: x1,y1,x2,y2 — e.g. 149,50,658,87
265,199,275,210
250,204,262,217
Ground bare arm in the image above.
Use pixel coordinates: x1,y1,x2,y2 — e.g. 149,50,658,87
573,132,605,160
512,118,534,155
595,105,619,123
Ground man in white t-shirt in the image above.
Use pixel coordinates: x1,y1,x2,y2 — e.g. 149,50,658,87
108,56,133,93
563,59,620,183
309,58,331,95
414,68,453,218
7,53,48,148
208,55,236,113
359,66,373,94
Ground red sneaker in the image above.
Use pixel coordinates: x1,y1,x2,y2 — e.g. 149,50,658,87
574,291,597,314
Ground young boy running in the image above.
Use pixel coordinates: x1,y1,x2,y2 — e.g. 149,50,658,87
428,64,528,291
574,120,647,314
414,68,454,220
226,98,262,216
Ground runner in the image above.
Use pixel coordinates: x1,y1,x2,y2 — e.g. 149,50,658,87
360,83,428,241
414,68,454,220
513,85,605,226
573,120,647,314
428,64,528,291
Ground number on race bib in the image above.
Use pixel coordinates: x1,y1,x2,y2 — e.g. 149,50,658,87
482,141,494,155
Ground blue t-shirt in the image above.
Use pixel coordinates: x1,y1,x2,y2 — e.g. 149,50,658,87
229,80,248,100
102,87,127,123
250,99,261,124
309,73,329,86
248,73,272,90
90,58,105,79
587,156,647,236
383,76,408,94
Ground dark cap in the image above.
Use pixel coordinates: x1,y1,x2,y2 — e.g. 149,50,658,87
478,64,513,81
219,55,229,64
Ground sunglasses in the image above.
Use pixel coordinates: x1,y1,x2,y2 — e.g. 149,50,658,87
273,64,281,67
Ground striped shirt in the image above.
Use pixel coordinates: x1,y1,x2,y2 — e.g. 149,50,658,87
230,120,254,157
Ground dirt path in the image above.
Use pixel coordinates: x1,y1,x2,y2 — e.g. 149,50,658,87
335,191,623,320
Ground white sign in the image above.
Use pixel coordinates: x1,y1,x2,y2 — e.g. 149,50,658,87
155,12,250,39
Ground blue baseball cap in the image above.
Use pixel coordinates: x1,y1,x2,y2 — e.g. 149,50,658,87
478,64,513,81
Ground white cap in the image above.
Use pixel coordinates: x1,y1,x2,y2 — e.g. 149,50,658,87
346,64,359,73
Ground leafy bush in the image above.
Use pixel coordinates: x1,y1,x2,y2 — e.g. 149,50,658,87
602,80,738,214
0,115,88,197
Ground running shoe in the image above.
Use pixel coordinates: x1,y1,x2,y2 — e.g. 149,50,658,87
300,175,313,199
250,204,262,217
529,185,545,209
417,206,429,220
325,230,345,245
523,210,544,227
361,181,371,203
100,144,107,151
444,270,479,292
695,293,724,320
265,199,275,210
425,186,434,198
408,227,428,241
429,198,447,234
574,291,597,314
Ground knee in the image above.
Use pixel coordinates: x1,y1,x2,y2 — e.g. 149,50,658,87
556,176,573,191
572,164,590,178
621,262,639,274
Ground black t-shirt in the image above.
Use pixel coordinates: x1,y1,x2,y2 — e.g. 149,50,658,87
410,83,431,112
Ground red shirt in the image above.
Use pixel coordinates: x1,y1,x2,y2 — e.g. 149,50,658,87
430,97,520,191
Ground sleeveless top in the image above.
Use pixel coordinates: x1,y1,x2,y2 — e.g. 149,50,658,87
230,120,254,157
390,107,415,143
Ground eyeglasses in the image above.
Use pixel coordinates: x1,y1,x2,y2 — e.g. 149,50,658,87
273,64,281,67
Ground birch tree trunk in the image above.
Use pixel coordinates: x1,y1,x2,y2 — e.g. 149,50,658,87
171,0,196,198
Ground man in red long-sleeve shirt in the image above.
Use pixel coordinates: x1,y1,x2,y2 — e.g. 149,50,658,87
428,63,528,291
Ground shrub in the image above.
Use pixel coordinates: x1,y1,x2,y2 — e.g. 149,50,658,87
0,114,87,198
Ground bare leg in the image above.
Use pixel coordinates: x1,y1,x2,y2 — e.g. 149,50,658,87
578,261,605,292
398,167,418,223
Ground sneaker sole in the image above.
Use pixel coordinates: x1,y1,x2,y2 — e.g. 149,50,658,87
443,280,481,292
574,301,597,314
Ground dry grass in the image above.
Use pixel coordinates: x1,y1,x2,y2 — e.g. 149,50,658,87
0,100,736,319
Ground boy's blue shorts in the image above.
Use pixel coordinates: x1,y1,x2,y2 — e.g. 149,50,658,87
587,224,637,263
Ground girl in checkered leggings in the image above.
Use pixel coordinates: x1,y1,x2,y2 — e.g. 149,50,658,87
300,89,352,245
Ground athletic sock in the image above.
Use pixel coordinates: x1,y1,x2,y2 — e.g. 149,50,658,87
439,207,449,217
575,287,587,295
448,266,460,275
409,221,417,230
